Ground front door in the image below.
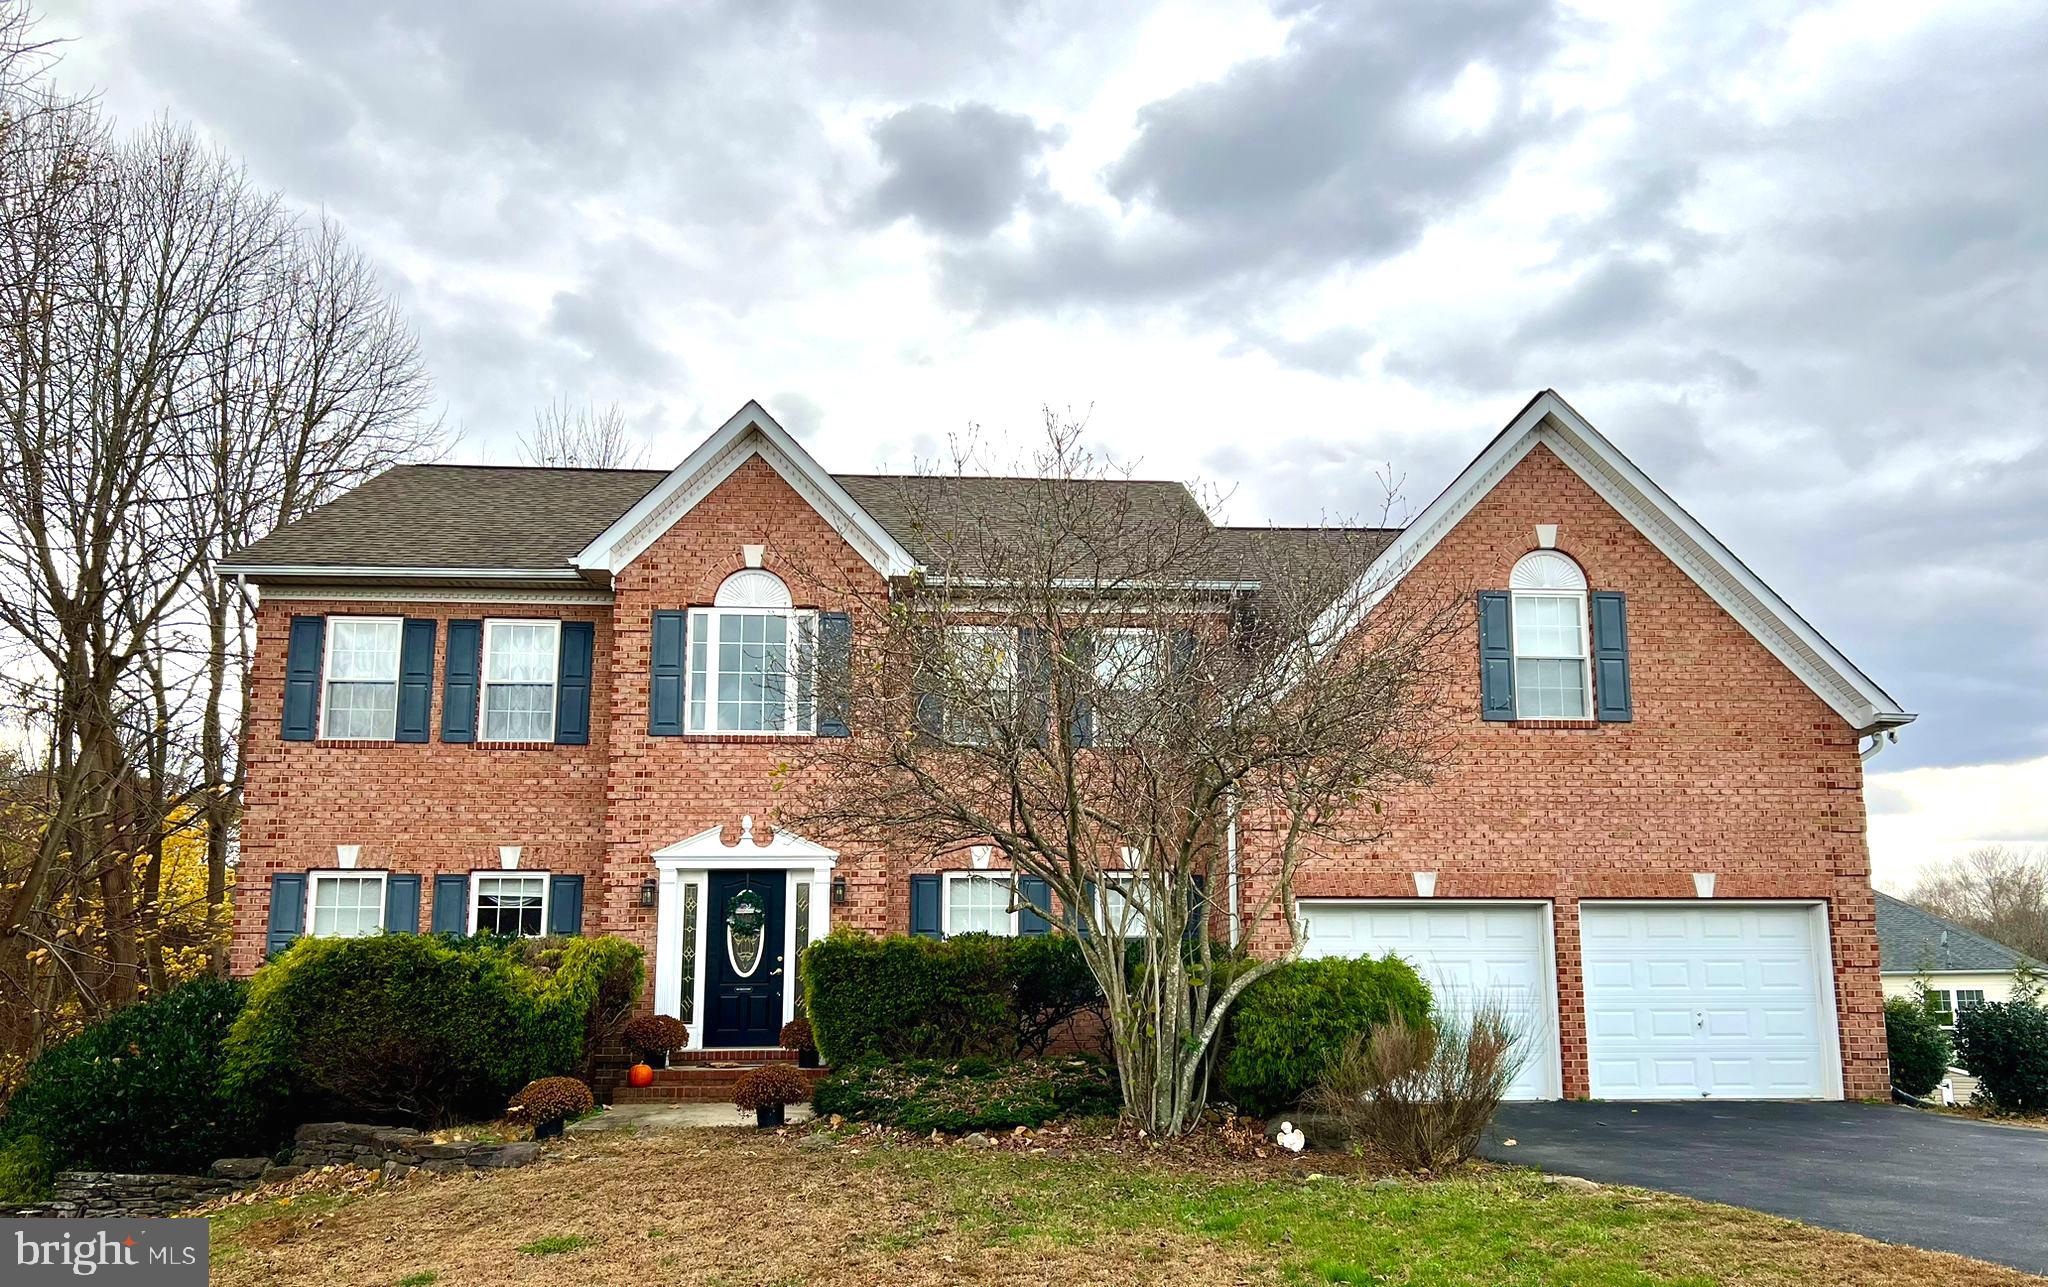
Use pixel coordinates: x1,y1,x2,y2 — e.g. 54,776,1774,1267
704,870,785,1047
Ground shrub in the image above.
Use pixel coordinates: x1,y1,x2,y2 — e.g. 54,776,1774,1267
1220,955,1432,1116
732,1064,809,1111
779,1017,815,1055
1308,1003,1525,1170
507,1076,595,1131
1953,999,2048,1114
0,978,267,1173
802,930,1101,1065
1885,996,1952,1098
623,1014,689,1062
813,1056,1119,1132
224,932,643,1128
0,1134,53,1204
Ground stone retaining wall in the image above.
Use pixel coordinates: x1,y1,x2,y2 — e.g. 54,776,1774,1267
291,1122,539,1176
4,1171,240,1218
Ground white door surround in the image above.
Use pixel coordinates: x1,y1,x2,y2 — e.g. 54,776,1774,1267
1297,898,1563,1101
1578,900,1841,1101
651,816,835,1049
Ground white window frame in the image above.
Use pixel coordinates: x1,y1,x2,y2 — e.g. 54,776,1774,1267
468,871,551,938
1927,987,1988,1030
1095,871,1153,938
304,869,388,939
317,615,404,741
480,618,561,744
1508,552,1593,721
1090,627,1165,747
941,871,1019,937
943,624,1019,746
685,606,818,736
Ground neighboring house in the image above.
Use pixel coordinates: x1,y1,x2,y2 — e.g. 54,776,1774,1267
1876,889,2041,1028
219,390,1913,1102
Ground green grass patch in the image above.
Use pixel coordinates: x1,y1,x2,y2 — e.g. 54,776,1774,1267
396,1274,438,1287
517,1235,590,1256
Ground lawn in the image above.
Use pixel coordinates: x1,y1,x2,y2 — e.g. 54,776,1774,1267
206,1126,2041,1286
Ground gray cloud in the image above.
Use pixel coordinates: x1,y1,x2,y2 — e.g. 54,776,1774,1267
865,103,1062,237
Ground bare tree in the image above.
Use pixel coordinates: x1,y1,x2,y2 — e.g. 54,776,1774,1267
519,396,646,468
1907,844,2048,962
777,410,1460,1133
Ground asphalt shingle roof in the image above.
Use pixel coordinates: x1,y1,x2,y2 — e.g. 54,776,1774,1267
1875,891,2035,973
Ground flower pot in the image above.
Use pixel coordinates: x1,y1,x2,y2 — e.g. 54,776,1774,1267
797,1049,819,1069
755,1103,786,1129
535,1117,565,1140
649,1050,669,1070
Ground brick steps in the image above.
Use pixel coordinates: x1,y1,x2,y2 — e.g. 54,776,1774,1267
611,1053,829,1104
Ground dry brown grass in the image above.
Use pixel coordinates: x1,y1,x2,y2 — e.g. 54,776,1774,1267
206,1127,2043,1287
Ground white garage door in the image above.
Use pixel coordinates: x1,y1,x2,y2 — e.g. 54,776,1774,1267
1580,903,1835,1100
1300,901,1557,1100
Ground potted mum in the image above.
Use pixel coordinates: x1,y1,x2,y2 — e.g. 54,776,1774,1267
507,1076,595,1141
732,1063,808,1129
779,1017,820,1069
623,1014,689,1070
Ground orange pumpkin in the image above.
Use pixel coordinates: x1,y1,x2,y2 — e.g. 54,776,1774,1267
627,1062,655,1089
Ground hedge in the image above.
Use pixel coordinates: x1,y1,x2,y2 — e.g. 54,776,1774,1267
813,1056,1118,1132
1220,954,1432,1116
1953,999,2048,1114
223,933,642,1128
801,930,1100,1065
0,979,264,1177
1884,996,1951,1098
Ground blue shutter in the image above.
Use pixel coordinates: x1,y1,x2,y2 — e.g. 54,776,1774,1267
396,619,436,743
1168,628,1197,676
914,690,946,742
1065,631,1094,749
1017,875,1052,935
1186,874,1208,944
1591,591,1633,723
384,874,421,933
548,875,585,935
432,874,469,935
816,611,852,737
555,621,595,745
281,617,324,741
1477,591,1515,721
1018,627,1050,745
909,874,942,938
266,873,307,956
649,611,686,736
441,620,482,743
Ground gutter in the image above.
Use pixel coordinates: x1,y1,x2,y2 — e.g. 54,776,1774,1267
215,563,592,583
1225,796,1240,949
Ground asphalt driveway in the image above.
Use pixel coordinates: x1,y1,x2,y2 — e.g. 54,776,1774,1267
1483,1101,2048,1275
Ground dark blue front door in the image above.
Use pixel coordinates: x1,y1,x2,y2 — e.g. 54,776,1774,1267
704,870,785,1047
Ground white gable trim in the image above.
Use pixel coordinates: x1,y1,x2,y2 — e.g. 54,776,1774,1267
1324,391,1913,734
571,400,917,580
652,818,839,869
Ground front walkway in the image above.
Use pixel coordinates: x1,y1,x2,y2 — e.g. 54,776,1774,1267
1484,1101,2048,1275
568,1102,815,1134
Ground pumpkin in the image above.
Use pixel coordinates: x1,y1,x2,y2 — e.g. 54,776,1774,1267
627,1062,655,1089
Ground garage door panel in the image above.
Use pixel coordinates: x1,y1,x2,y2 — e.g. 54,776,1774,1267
1581,903,1833,1101
1303,902,1556,1100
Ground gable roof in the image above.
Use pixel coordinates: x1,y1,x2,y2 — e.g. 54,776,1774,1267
1876,892,2038,974
1318,390,1913,735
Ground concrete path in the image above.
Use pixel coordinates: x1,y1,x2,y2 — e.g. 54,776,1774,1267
569,1102,816,1135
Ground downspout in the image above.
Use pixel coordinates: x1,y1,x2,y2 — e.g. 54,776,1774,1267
1860,729,1897,762
1225,794,1240,950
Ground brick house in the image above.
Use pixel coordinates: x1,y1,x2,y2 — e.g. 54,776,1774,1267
221,390,1912,1101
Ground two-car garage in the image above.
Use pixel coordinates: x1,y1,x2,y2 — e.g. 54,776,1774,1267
1298,899,1842,1102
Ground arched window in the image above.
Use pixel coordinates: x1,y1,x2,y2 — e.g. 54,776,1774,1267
1508,551,1591,719
687,569,816,733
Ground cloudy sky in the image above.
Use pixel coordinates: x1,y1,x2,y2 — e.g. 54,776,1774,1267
44,0,2047,885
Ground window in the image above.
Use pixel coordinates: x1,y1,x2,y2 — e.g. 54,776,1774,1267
320,617,402,740
1509,551,1591,719
943,872,1017,936
687,570,815,734
1926,988,1988,1030
306,871,386,938
1091,628,1164,746
1095,871,1152,937
482,619,560,742
943,625,1017,745
471,873,548,937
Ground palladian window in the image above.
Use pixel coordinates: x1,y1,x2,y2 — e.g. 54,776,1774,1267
1509,551,1591,719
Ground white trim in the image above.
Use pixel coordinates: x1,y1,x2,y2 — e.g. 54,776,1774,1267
941,870,1020,937
1576,897,1844,1101
1317,391,1913,733
572,401,917,580
1296,897,1565,1101
1509,585,1593,720
714,568,793,608
316,615,403,741
304,869,388,939
479,618,561,743
685,606,818,735
260,586,613,605
468,870,551,937
219,563,588,582
651,821,837,1048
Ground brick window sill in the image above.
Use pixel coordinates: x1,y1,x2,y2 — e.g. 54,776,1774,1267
1512,719,1602,730
682,733,819,745
312,738,419,749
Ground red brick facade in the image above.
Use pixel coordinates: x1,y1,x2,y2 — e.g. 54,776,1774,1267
233,442,1889,1098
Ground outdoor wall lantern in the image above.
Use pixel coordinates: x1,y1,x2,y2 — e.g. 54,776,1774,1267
637,878,658,908
831,876,849,905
